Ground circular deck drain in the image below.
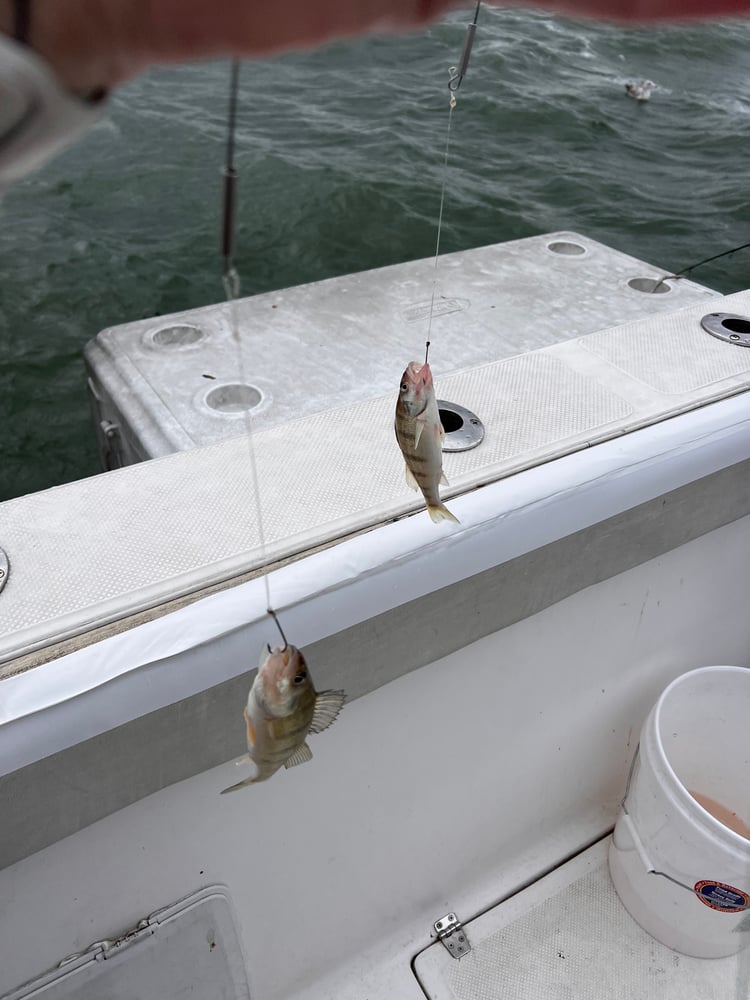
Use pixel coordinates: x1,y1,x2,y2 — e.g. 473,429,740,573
0,547,8,595
701,312,750,347
205,383,263,413
547,240,586,256
437,400,484,452
628,277,670,294
149,324,205,348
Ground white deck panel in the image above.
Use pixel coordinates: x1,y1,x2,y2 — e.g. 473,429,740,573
2,523,750,1000
83,231,716,457
2,289,750,663
414,839,746,1000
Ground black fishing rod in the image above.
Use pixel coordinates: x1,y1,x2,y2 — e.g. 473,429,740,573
449,0,481,95
221,59,241,286
653,241,750,292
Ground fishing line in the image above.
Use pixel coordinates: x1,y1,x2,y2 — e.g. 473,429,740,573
220,59,285,649
424,1,481,366
425,105,454,366
652,240,750,293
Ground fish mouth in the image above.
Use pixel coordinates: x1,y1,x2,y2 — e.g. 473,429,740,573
406,361,431,381
415,364,433,389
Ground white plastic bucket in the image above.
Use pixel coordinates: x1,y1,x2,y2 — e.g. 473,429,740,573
609,665,750,957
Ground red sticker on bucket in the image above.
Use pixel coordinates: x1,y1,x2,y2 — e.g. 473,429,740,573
694,880,749,912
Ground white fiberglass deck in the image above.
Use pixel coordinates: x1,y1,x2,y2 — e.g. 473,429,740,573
414,839,746,1000
2,257,750,997
1,514,749,1000
83,231,716,462
2,285,750,665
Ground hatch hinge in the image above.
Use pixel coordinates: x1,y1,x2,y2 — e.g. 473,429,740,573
433,911,471,959
58,917,155,967
99,419,123,470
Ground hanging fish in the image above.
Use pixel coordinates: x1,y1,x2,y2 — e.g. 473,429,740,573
395,361,459,525
221,644,345,793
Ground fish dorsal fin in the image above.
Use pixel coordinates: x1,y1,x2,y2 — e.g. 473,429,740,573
405,464,419,492
284,741,313,769
440,470,449,486
310,690,346,734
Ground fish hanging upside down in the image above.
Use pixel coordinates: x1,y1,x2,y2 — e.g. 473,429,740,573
395,361,459,525
221,644,345,793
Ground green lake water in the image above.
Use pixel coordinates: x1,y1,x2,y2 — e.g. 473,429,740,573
1,8,750,500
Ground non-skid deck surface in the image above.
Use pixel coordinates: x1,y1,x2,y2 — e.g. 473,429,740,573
2,289,750,663
85,231,716,451
414,839,747,1000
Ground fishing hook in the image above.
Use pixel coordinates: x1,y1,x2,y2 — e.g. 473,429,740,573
267,609,289,652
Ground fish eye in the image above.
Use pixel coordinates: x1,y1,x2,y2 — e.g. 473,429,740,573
400,383,408,392
293,671,307,685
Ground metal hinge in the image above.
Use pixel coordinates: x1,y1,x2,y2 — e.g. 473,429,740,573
58,918,155,967
433,912,471,959
99,419,123,471
101,419,120,442
0,547,8,595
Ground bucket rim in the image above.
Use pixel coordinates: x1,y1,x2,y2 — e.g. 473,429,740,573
651,665,750,850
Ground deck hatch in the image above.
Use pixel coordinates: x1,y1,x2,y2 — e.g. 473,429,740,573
2,887,250,1000
414,839,743,999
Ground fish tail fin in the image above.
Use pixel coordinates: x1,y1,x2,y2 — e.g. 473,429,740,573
427,503,460,525
220,776,259,794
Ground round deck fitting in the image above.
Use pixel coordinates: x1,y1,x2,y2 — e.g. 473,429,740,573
700,313,750,347
0,547,8,595
205,383,263,413
148,324,206,349
628,277,671,294
437,400,485,452
546,240,586,256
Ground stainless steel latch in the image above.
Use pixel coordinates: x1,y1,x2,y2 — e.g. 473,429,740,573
0,547,8,595
433,912,471,959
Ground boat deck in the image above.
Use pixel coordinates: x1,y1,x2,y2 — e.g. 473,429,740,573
414,839,745,999
1,236,749,1000
83,231,717,458
2,283,750,667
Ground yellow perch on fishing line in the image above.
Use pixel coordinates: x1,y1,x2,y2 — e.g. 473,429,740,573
221,644,345,793
395,361,459,525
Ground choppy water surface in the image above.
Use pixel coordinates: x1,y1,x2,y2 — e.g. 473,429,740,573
1,8,750,499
